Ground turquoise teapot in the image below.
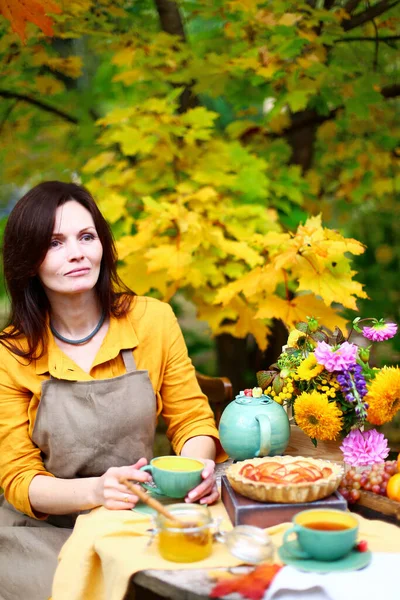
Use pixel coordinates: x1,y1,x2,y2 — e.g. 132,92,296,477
219,390,290,461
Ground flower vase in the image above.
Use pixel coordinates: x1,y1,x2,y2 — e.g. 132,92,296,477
285,424,344,462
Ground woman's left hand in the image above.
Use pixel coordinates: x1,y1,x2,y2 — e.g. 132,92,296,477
184,458,219,505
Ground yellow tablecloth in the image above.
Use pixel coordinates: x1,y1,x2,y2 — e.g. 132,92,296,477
52,501,241,600
52,502,400,600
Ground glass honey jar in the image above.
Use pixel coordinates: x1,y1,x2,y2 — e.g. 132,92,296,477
153,504,214,563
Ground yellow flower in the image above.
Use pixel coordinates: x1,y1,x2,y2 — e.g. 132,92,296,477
296,353,324,381
287,329,306,348
252,387,263,398
294,390,343,441
366,366,400,425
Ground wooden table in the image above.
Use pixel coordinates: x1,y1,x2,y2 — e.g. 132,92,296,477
125,434,399,600
125,461,243,600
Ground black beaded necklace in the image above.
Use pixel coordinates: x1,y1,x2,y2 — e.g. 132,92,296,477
50,311,106,345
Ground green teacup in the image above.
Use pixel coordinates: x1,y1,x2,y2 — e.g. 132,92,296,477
139,456,204,498
281,509,359,562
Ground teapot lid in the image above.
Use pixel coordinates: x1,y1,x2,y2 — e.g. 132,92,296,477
235,390,273,406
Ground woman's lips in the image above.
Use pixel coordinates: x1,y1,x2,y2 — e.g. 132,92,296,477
64,268,90,277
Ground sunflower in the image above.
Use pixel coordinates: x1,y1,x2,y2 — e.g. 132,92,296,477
296,353,324,381
366,366,400,425
293,390,343,441
287,330,306,348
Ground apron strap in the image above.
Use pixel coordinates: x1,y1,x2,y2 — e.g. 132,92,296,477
122,349,136,372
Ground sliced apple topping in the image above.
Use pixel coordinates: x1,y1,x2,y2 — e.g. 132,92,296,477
238,459,333,485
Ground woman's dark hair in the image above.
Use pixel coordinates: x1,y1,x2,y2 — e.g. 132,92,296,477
0,181,135,360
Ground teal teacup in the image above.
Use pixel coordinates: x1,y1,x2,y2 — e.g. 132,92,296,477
281,509,359,562
139,456,204,498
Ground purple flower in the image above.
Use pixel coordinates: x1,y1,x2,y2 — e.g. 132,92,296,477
314,341,358,372
362,321,397,342
340,429,390,467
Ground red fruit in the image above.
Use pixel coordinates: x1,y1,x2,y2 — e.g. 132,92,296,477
356,540,368,552
243,389,253,396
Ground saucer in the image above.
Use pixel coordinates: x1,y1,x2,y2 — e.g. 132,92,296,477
131,489,177,516
278,540,372,573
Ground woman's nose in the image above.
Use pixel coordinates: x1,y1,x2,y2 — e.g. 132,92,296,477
66,240,84,260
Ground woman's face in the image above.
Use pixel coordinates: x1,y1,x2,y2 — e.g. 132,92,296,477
37,200,103,299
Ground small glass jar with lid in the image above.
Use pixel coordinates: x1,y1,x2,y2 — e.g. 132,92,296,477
152,504,274,564
153,503,214,563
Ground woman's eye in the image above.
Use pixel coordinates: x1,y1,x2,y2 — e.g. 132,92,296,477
81,233,95,242
49,239,60,248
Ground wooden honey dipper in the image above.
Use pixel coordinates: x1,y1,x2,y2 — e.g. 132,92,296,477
119,477,181,522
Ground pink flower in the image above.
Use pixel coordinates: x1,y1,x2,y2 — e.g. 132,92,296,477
362,322,397,342
314,341,358,372
340,429,390,467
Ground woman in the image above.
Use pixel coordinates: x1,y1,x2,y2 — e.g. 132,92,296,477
0,181,222,600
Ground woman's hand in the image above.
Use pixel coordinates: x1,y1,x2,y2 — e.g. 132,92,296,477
94,457,152,510
185,458,219,505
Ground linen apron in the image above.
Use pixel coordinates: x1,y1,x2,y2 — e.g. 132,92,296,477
0,350,156,600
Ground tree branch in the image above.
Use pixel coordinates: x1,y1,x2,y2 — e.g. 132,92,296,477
0,90,78,124
153,0,198,112
344,0,363,13
240,83,400,145
381,83,400,98
335,35,400,43
343,0,400,31
283,83,400,133
154,0,186,38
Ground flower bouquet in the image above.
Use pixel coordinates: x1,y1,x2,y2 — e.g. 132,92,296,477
256,317,399,470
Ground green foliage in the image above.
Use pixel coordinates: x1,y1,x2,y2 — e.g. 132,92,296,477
0,0,398,359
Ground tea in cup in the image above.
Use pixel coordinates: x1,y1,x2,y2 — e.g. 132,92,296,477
281,509,359,561
139,456,204,498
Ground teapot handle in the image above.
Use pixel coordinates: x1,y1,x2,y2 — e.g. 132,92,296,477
255,414,271,457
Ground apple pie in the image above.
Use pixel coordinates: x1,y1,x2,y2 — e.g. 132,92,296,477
226,456,343,503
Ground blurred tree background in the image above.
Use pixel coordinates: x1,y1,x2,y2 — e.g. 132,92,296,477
0,1,399,447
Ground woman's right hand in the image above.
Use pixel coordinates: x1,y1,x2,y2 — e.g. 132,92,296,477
94,457,152,510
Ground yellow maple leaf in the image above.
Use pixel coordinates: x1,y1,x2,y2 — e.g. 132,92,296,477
321,231,366,257
206,229,263,268
0,0,61,43
255,294,349,331
214,265,281,306
118,253,168,297
297,53,322,69
297,263,368,309
111,46,135,67
82,152,116,174
34,74,64,95
256,62,280,79
113,68,146,86
200,297,271,350
220,297,272,350
97,192,127,224
145,245,192,279
46,56,82,78
278,13,301,26
189,258,226,289
228,0,259,14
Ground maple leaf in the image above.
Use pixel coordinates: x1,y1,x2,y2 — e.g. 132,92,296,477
255,293,349,332
297,262,368,309
214,265,281,306
0,0,62,44
118,253,168,298
209,563,282,600
214,297,271,350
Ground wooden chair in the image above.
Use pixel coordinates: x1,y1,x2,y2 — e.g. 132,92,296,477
195,372,233,426
153,372,233,456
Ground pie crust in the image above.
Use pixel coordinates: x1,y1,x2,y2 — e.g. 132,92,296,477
226,456,344,504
